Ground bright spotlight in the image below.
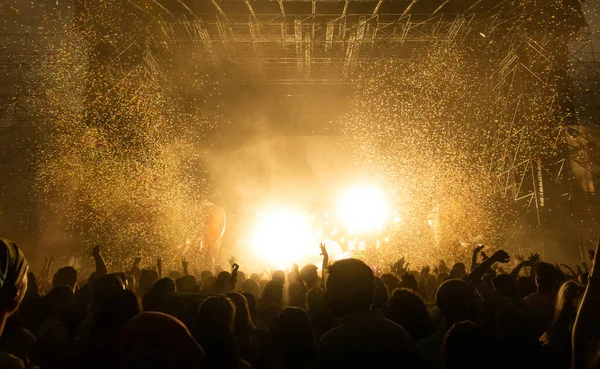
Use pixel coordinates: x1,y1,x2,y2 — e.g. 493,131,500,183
338,186,388,234
251,208,314,268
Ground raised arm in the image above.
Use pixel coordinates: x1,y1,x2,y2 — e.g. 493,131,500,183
510,260,531,280
156,256,162,278
572,239,600,369
560,264,577,279
230,262,239,291
471,245,485,272
92,245,108,277
320,243,329,286
182,258,189,276
470,249,510,287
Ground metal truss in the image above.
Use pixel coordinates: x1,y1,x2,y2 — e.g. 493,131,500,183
149,13,484,81
481,19,600,258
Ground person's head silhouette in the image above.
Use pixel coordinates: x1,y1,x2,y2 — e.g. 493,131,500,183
325,258,374,317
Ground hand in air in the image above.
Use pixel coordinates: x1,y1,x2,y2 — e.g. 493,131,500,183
92,244,101,257
492,250,510,263
319,243,328,256
228,256,237,267
438,260,449,274
528,253,541,265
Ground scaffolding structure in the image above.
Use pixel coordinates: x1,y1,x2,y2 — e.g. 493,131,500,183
0,0,596,256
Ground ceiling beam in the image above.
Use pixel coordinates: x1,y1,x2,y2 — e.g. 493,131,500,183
373,0,384,16
210,0,230,23
244,0,257,22
430,0,451,17
278,0,286,18
402,0,418,16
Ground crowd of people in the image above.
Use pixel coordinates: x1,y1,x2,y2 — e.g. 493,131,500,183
0,239,598,369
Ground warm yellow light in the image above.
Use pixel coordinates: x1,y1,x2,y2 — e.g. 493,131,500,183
251,208,314,268
338,186,388,234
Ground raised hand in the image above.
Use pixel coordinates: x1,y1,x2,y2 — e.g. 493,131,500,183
398,257,406,268
319,243,328,257
515,254,524,263
528,253,541,265
232,263,239,274
439,260,449,274
492,250,510,263
474,245,485,254
92,244,101,257
130,257,142,276
228,256,237,267
182,258,189,275
421,265,431,276
480,251,489,261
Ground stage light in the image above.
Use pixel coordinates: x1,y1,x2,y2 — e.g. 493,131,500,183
338,186,388,234
251,208,314,268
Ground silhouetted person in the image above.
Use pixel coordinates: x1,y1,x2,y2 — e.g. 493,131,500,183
195,296,249,369
442,321,497,369
0,240,29,368
82,289,141,369
272,270,285,285
448,262,467,279
242,292,257,320
36,285,78,369
137,269,159,299
142,277,176,312
300,265,319,290
388,288,435,342
317,258,417,369
52,266,78,292
372,276,388,313
380,273,399,294
242,279,260,302
118,312,205,369
272,307,316,369
177,275,200,293
540,281,583,369
417,278,477,369
399,273,418,292
525,262,559,330
226,292,257,365
257,280,283,331
215,271,235,295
